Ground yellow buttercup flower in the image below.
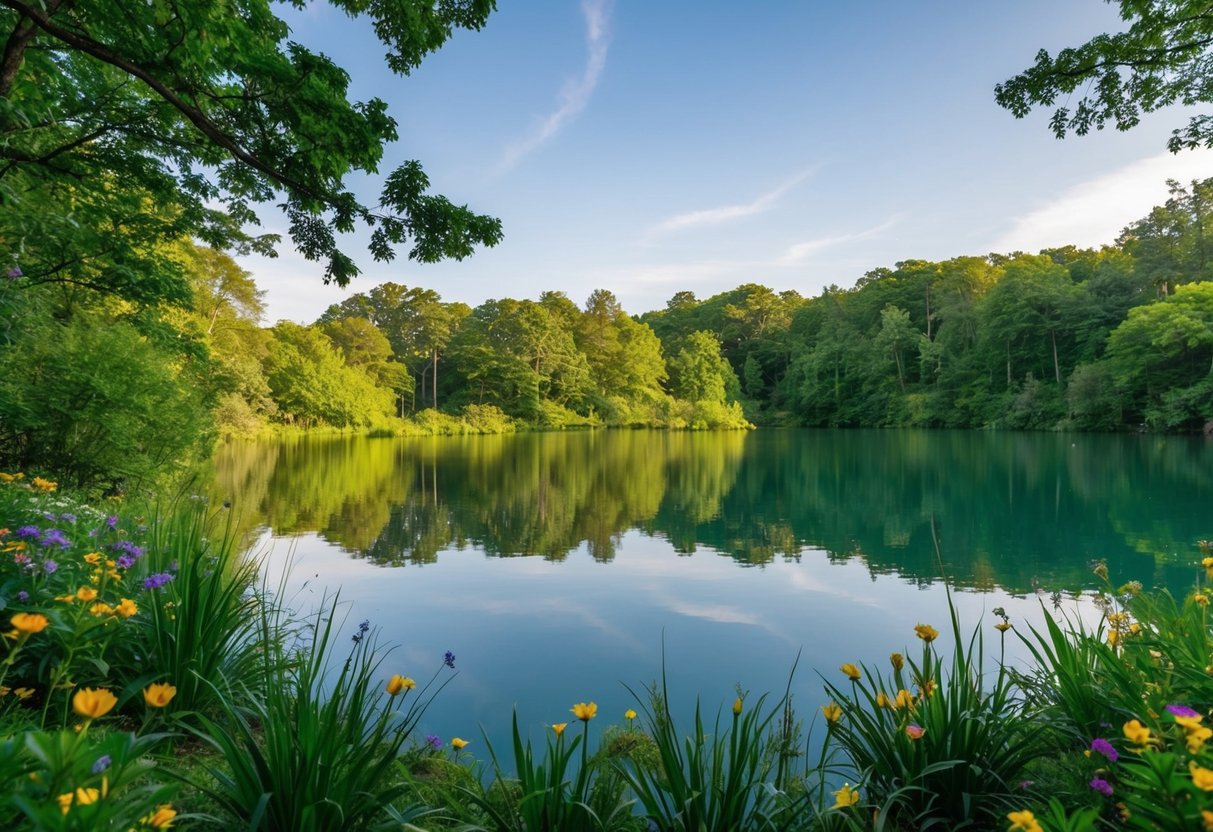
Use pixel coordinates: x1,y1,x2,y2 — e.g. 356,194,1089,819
141,804,177,828
72,687,116,719
114,598,138,618
30,477,57,492
571,701,597,721
1107,629,1120,647
83,552,101,565
889,652,904,671
1188,725,1213,754
894,689,916,710
10,612,49,634
451,737,469,750
89,602,114,617
1007,809,1043,832
56,787,100,815
821,702,842,723
75,587,97,603
1123,719,1152,748
552,722,567,736
385,674,415,696
14,687,34,699
995,622,1012,632
624,708,637,720
1197,594,1210,607
914,623,939,643
840,662,861,680
733,697,743,716
1192,761,1213,791
143,682,176,709
875,692,892,708
831,783,859,809
1203,556,1213,569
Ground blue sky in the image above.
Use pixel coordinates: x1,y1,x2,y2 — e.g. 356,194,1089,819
247,1,1213,323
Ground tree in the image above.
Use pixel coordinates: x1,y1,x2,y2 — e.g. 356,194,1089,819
668,330,738,404
996,1,1213,152
0,0,502,293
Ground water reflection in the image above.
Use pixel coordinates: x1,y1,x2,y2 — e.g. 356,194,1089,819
210,429,1212,594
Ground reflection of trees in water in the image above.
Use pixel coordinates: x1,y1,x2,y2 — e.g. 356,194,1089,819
208,430,1213,595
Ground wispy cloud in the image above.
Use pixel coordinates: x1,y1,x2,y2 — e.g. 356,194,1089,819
990,148,1213,253
650,169,815,235
777,215,901,265
499,0,613,171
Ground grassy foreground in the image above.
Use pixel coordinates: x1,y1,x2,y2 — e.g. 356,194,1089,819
0,474,1211,831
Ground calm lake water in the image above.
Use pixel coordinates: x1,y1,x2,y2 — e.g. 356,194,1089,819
209,429,1212,754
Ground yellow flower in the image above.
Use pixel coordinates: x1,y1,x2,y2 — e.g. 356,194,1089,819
31,477,57,492
1196,593,1211,607
1107,629,1120,647
840,662,861,680
919,679,937,699
995,622,1012,632
1192,761,1213,791
141,804,177,828
894,689,916,710
56,787,100,815
1007,809,1043,832
89,602,114,617
10,612,49,634
821,702,843,723
385,674,415,696
1174,714,1204,731
889,652,904,671
571,701,597,721
114,598,138,618
624,708,637,720
1129,622,1141,635
55,594,76,603
831,783,859,809
83,552,101,565
1123,719,1152,748
143,682,176,709
1204,556,1213,569
914,623,938,643
551,722,567,736
75,587,97,603
733,697,743,715
451,737,469,750
1188,725,1213,754
72,687,116,719
875,692,892,708
14,687,34,700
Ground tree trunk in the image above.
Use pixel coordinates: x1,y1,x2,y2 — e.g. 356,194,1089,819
1006,340,1012,388
1050,329,1060,384
432,348,438,409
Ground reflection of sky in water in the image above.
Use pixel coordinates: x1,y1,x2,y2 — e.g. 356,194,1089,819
255,528,1107,758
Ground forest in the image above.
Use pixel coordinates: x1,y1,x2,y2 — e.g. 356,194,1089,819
2,178,1213,489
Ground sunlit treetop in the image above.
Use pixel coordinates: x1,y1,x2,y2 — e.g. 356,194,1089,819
0,0,502,294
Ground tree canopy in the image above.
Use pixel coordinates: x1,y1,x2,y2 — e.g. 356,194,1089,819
996,0,1213,152
0,0,502,296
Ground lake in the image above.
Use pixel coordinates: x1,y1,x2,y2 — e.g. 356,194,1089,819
208,429,1212,755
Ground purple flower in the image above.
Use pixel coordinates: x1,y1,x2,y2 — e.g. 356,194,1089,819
40,529,70,549
91,755,112,774
1089,777,1113,797
42,512,56,521
15,526,40,539
110,540,145,559
43,559,57,574
143,572,175,590
105,515,119,530
17,591,28,602
1090,737,1119,762
1166,704,1200,718
426,734,442,750
116,554,136,569
6,266,22,279
443,650,456,669
59,513,76,524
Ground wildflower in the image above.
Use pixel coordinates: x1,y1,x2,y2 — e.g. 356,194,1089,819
57,787,99,815
840,662,861,680
995,622,1012,632
5,266,20,279
625,708,637,720
571,701,598,721
905,723,925,740
143,572,174,590
914,623,938,642
91,755,112,774
351,619,370,644
444,650,456,668
75,587,97,602
1167,703,1201,718
733,697,743,715
426,734,442,750
11,612,49,634
30,477,56,492
889,652,904,671
1188,725,1212,753
114,598,137,618
16,591,27,603
15,525,39,539
1092,562,1109,580
821,702,843,723
386,675,415,695
1089,777,1113,797
1090,737,1118,762
451,737,469,750
894,689,916,709
143,683,176,709
83,552,101,565
831,783,859,809
40,529,69,548
141,804,177,828
1007,809,1043,832
1123,719,1152,749
1107,629,1120,647
43,559,57,574
89,602,113,616
552,722,567,736
1196,593,1210,607
1192,761,1213,791
918,679,936,698
72,687,117,719
105,515,119,530
875,692,892,708
14,687,33,699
